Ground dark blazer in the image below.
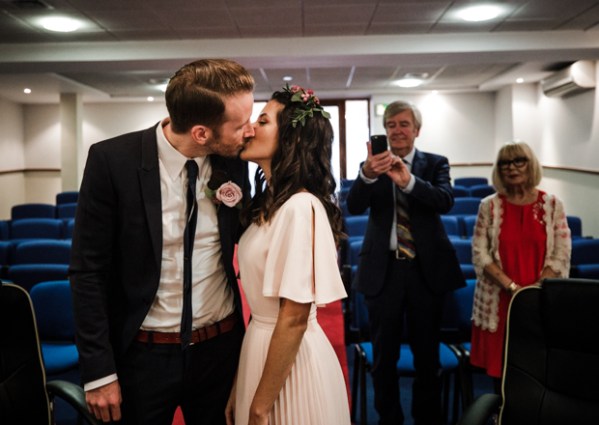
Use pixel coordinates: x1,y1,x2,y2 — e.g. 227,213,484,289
69,124,250,384
346,149,464,297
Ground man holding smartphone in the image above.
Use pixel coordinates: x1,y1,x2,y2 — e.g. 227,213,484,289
346,101,464,425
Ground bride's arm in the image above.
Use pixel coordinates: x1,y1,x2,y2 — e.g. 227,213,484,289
248,298,311,425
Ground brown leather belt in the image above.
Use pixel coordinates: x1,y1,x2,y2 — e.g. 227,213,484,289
136,314,238,345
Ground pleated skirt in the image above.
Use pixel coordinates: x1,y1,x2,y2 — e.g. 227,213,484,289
234,313,350,425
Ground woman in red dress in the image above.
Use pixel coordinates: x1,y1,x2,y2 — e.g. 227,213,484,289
470,141,571,389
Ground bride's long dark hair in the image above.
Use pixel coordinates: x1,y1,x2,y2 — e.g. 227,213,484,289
243,89,344,244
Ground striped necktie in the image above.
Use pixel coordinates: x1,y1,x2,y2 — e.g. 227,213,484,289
396,185,416,259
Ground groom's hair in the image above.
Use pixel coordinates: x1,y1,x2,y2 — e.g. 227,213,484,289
165,59,255,134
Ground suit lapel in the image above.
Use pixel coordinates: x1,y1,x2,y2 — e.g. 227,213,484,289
138,124,162,268
410,149,427,178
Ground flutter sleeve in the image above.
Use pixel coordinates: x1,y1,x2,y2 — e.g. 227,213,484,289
262,194,347,305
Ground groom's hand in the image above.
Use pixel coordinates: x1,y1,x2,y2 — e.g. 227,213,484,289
86,380,122,422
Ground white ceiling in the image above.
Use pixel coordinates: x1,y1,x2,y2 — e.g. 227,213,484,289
1,0,599,103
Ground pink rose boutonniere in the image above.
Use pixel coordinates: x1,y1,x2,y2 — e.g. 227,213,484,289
205,170,243,209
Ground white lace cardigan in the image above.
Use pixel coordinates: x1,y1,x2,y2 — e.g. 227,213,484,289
471,192,571,332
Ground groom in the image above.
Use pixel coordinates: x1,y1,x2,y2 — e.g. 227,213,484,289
69,59,254,424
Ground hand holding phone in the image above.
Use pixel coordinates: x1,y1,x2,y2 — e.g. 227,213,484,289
370,135,388,155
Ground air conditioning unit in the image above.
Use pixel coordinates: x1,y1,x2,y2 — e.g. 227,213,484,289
541,60,596,98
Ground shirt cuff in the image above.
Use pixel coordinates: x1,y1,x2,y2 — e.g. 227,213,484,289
84,374,118,392
400,174,416,193
359,167,378,184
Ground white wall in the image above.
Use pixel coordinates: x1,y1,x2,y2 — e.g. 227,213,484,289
370,92,496,164
0,98,25,217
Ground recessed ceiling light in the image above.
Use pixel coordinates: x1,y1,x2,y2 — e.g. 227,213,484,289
516,78,524,84
39,16,82,32
393,78,424,88
24,88,32,94
158,83,168,93
282,76,293,82
457,4,504,22
147,96,155,102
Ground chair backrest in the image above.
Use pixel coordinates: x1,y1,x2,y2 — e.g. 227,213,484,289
442,278,476,343
344,215,368,238
451,238,473,264
30,280,75,342
469,184,495,198
0,220,9,240
447,197,481,216
9,218,64,240
6,264,69,292
11,203,56,220
56,203,78,219
453,185,470,198
55,191,79,205
64,219,75,239
567,215,582,239
441,215,460,237
12,240,72,265
0,281,51,424
571,238,599,265
462,215,477,238
500,279,599,424
454,177,488,187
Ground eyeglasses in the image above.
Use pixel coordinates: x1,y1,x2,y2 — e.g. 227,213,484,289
498,157,528,170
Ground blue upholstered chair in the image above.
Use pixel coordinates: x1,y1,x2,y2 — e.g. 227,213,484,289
454,177,488,188
0,220,9,240
567,215,583,239
55,191,79,205
447,198,481,216
350,290,461,425
570,238,599,279
441,215,461,239
64,218,76,239
6,264,69,292
344,215,368,242
462,215,477,239
30,280,79,376
443,279,478,409
468,184,495,199
451,238,473,265
12,240,71,265
56,202,78,219
11,203,56,220
0,241,10,278
9,218,64,241
453,185,471,198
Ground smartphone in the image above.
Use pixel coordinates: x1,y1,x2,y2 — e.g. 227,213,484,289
370,134,388,155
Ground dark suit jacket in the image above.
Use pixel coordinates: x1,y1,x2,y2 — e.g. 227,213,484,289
346,149,464,297
69,124,250,384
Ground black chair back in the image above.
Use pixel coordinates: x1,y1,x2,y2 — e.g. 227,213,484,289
0,281,51,424
500,278,599,424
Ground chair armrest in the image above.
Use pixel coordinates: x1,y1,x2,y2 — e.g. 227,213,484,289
457,393,501,425
46,380,101,425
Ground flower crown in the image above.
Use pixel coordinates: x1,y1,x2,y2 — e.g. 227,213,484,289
283,84,331,127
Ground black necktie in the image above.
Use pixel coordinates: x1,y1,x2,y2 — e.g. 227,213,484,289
181,159,198,349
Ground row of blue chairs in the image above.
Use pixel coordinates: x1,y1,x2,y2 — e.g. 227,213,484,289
0,217,75,241
0,239,71,291
453,184,495,199
10,202,78,221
